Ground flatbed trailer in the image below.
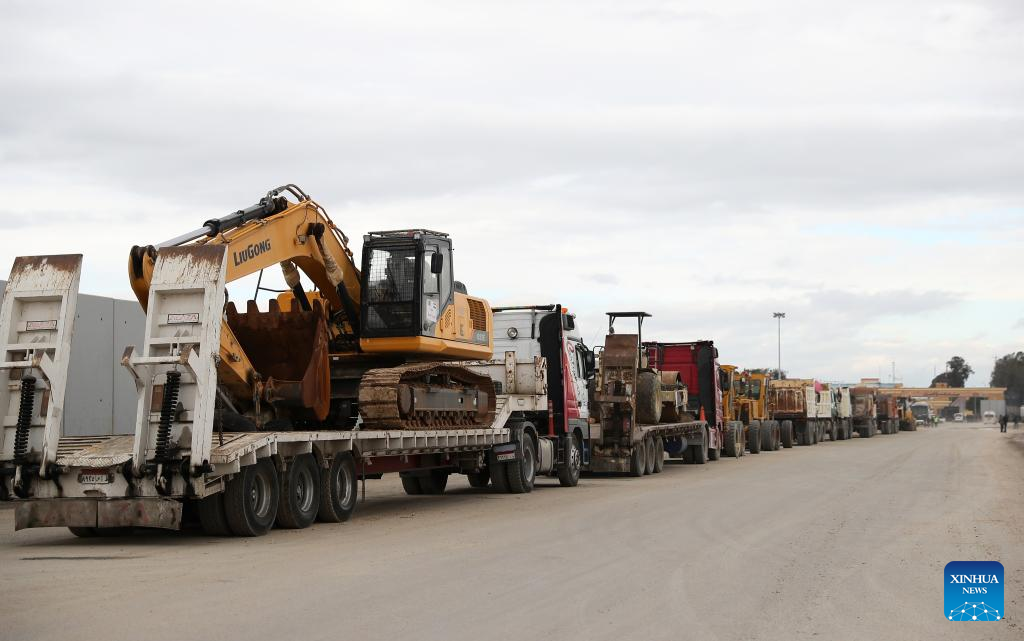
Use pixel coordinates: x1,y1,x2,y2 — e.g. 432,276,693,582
1,253,540,536
590,313,710,475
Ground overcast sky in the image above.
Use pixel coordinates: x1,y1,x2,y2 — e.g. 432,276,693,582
2,0,1022,387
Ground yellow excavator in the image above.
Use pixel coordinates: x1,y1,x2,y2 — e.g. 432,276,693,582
127,184,495,430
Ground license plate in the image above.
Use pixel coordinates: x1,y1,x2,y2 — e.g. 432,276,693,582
495,452,516,462
79,472,111,484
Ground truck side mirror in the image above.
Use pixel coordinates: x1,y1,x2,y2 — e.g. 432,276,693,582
430,252,444,274
583,349,596,378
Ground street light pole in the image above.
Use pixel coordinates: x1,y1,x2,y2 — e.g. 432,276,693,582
773,312,785,380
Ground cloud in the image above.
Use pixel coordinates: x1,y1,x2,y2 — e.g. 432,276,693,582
0,0,1022,387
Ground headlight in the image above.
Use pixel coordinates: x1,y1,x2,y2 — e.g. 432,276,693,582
507,327,519,339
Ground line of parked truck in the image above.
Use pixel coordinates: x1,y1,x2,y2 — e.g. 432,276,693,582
0,185,921,537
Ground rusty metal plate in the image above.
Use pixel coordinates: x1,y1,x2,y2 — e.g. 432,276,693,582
15,499,97,530
97,499,182,530
602,334,639,368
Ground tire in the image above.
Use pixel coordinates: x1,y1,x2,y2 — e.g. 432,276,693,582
748,421,762,454
467,468,490,488
690,429,709,464
629,441,647,477
635,371,662,425
224,459,280,537
760,420,774,451
198,493,232,535
490,462,511,493
653,436,665,473
418,469,449,495
724,424,738,458
771,421,782,450
558,434,582,487
507,434,536,494
644,437,656,475
781,420,794,448
276,454,321,529
829,422,837,441
400,474,423,495
318,453,357,523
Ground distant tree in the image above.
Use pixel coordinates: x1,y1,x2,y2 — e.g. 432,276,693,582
930,356,973,388
750,367,786,380
991,351,1024,408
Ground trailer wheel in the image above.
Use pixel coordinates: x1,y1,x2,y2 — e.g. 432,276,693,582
400,473,424,495
557,434,582,487
419,469,449,495
689,429,710,464
653,437,665,473
276,454,321,529
644,437,657,475
629,441,646,477
780,420,794,448
467,469,490,488
507,435,536,494
224,459,280,537
198,493,232,536
318,453,357,523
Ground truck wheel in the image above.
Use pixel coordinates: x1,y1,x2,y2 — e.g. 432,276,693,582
724,424,738,458
653,437,665,473
400,473,423,495
318,453,357,523
643,437,656,475
770,421,781,450
224,459,280,537
276,454,321,529
419,469,449,495
748,421,762,454
760,420,774,451
467,468,490,488
629,441,646,477
781,420,794,448
558,434,582,487
689,429,709,464
635,371,662,425
198,493,232,535
507,435,536,493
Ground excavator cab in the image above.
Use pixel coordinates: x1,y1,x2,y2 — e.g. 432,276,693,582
359,230,492,360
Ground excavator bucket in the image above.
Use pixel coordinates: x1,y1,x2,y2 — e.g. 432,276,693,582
226,298,331,422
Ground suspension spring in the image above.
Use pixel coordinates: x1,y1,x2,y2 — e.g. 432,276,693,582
154,371,181,462
13,377,36,463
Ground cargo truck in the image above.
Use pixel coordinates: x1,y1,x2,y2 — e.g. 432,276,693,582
643,337,744,461
850,386,878,438
590,313,709,475
465,304,595,489
875,393,900,435
825,383,853,440
0,251,544,537
768,378,834,445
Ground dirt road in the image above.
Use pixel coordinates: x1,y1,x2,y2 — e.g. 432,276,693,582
2,424,1021,641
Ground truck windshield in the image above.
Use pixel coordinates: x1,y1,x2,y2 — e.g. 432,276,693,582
911,405,929,419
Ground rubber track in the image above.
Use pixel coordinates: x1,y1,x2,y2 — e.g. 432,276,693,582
358,363,496,430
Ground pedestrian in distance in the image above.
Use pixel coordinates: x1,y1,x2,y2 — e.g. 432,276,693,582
999,414,1008,433
1014,415,1020,430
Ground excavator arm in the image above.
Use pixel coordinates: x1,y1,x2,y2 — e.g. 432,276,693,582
127,186,362,417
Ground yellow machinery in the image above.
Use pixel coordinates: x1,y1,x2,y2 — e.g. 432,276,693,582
127,185,495,430
721,366,783,453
